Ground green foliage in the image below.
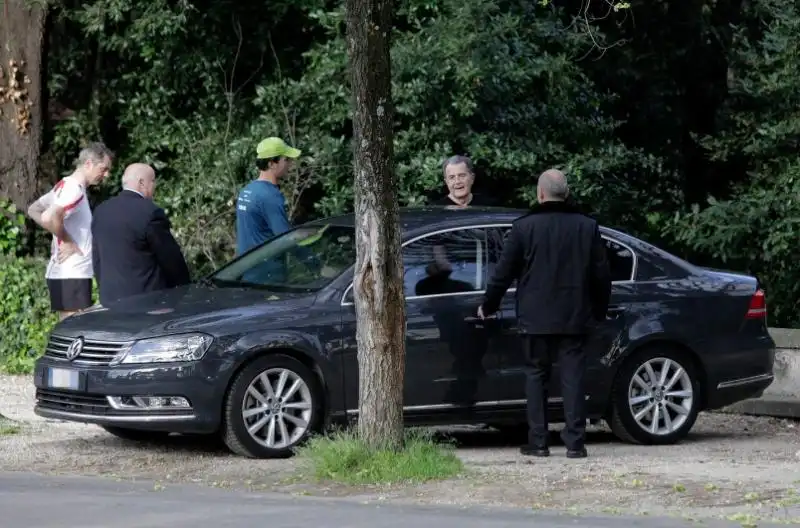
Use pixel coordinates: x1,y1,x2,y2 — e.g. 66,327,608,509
0,0,795,382
296,428,463,484
253,0,677,228
24,0,800,327
0,257,58,374
666,0,800,326
44,0,335,274
0,417,20,436
42,0,679,276
0,199,26,256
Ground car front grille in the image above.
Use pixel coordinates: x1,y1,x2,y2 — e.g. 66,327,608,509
36,389,110,414
44,334,130,366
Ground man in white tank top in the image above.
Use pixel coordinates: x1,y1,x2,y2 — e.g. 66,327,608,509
27,143,113,320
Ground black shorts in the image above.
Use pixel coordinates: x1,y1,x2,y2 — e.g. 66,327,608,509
47,278,93,312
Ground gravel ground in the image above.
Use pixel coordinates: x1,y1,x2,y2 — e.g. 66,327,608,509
2,374,799,526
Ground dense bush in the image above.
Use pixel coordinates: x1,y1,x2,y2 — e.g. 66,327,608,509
665,0,800,326
0,257,59,374
0,199,53,373
0,0,797,380
32,0,672,272
0,199,25,257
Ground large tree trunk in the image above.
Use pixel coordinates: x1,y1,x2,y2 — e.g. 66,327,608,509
0,0,47,212
344,0,405,450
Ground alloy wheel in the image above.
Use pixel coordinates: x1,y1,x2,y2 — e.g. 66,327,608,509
241,367,314,449
627,357,694,436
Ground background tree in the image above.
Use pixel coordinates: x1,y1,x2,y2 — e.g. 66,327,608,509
0,0,48,215
344,0,406,449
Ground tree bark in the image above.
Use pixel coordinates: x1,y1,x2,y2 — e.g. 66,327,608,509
0,0,47,212
344,0,406,450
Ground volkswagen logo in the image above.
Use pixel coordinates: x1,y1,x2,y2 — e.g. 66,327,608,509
65,336,84,361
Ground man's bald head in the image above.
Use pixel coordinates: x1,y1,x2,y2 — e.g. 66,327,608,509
122,163,156,200
537,169,569,203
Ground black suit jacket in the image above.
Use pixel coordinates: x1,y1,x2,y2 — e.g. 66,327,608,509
482,200,612,335
92,190,191,305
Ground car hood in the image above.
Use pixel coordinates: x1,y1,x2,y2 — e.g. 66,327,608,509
53,283,318,341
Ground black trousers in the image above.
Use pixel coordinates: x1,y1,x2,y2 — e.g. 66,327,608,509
524,334,587,451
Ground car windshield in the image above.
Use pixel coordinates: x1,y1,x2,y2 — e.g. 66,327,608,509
210,224,356,292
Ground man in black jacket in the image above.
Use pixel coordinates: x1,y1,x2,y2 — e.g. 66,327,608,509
91,163,191,306
479,169,611,459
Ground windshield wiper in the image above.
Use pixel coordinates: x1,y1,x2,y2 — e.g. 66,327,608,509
196,276,217,289
198,276,253,289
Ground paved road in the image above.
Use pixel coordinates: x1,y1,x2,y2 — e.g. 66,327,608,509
0,472,764,528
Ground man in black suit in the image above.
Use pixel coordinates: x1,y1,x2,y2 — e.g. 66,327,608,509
478,169,611,459
91,163,191,306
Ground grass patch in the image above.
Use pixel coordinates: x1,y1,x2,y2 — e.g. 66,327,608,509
0,417,20,435
295,428,464,485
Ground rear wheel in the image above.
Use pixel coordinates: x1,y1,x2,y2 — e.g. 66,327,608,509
609,346,701,445
222,354,323,458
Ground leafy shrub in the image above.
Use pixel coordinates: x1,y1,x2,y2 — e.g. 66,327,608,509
0,257,59,374
0,199,25,257
664,0,800,326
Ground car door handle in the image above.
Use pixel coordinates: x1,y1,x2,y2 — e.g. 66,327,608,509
606,306,626,320
464,314,498,323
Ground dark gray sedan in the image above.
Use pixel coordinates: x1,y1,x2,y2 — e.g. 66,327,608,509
32,207,775,458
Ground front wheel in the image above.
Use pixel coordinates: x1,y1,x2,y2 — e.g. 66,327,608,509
608,346,701,445
222,354,323,458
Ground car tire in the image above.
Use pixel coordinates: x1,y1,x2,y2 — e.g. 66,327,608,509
101,426,171,442
608,345,701,445
222,354,323,458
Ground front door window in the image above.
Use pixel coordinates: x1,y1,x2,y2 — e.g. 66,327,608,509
401,228,501,407
402,229,485,298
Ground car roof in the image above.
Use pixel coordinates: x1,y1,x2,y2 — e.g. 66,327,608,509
308,206,524,236
308,205,698,278
307,205,633,242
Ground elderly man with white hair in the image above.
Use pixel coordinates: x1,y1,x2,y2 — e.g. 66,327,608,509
91,163,190,306
434,155,497,207
478,168,612,460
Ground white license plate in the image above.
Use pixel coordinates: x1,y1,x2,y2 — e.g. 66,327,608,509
48,368,80,390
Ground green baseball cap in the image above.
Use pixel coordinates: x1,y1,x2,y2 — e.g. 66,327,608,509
256,137,301,159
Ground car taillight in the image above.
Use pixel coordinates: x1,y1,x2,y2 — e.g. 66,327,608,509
745,289,767,319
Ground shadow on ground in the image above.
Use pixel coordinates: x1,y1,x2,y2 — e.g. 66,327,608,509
32,428,233,456
434,427,617,448
42,418,760,458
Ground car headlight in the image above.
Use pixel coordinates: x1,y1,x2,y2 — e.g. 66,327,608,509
111,333,213,365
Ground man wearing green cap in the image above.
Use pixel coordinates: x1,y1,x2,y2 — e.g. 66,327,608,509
235,137,301,255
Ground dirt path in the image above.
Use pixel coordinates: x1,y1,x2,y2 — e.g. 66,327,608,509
2,374,799,526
